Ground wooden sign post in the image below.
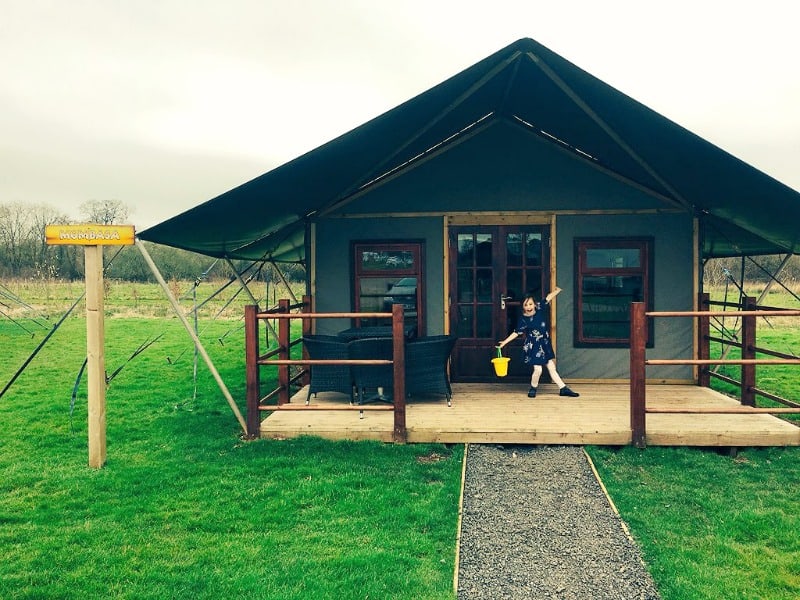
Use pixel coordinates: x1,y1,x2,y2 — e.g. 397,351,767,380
45,224,135,468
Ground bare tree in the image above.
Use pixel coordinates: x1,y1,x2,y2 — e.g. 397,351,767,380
30,204,72,278
79,199,130,225
0,202,80,278
0,202,31,275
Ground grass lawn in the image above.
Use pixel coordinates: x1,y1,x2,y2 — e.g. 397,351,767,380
587,446,799,600
1,280,798,599
1,316,463,600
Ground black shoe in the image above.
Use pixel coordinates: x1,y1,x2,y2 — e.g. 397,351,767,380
527,387,537,398
559,387,579,397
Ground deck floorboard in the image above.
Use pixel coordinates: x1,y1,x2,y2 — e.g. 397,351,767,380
259,383,800,446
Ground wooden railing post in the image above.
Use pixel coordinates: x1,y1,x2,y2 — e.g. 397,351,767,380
302,295,313,338
245,304,261,438
392,304,407,443
698,292,710,387
301,295,312,387
741,296,756,406
630,302,647,448
278,298,290,406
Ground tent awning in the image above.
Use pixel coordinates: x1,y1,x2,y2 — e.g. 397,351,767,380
139,38,800,260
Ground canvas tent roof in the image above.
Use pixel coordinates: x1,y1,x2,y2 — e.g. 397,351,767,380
139,38,800,261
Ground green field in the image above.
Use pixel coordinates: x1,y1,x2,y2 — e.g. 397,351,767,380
1,280,798,599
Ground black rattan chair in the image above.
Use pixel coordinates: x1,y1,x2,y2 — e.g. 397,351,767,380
348,337,394,409
303,335,354,404
404,335,457,406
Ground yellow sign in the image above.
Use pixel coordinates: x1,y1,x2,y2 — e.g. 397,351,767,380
45,224,135,246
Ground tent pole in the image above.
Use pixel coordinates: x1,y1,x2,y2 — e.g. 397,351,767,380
318,52,523,218
136,239,247,434
526,51,691,213
224,257,280,341
271,260,298,304
711,253,794,371
754,254,792,305
224,257,258,305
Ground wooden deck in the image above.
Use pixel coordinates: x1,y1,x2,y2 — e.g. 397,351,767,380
259,383,800,447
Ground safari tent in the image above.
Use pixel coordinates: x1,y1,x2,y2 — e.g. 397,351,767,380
139,37,799,387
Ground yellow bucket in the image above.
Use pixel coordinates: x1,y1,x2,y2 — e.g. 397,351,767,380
491,357,510,377
491,347,510,377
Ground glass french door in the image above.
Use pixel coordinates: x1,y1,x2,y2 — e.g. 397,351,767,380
448,225,550,382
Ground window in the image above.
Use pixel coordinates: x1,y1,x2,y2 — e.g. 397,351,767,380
574,238,653,347
353,242,424,335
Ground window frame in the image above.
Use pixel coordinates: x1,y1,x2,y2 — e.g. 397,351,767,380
352,241,425,335
574,237,654,348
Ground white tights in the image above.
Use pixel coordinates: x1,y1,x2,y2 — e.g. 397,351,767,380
530,360,565,389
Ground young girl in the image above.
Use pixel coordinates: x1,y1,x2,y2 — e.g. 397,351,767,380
496,286,579,398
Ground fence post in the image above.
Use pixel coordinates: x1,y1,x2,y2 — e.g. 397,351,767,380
698,292,710,387
630,302,647,448
278,299,290,406
245,304,261,438
741,295,756,407
392,304,407,443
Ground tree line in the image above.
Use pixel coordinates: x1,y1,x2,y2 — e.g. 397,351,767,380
702,254,799,289
1,199,796,287
0,200,304,283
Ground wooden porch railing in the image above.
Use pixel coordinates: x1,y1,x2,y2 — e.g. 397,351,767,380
245,296,408,442
629,296,800,447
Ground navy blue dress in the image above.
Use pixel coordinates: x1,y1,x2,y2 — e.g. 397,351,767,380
514,301,556,366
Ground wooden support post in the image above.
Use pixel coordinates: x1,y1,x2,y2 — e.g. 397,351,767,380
301,295,313,339
629,302,647,448
278,299,290,406
245,304,261,438
85,245,107,468
392,304,407,443
698,293,710,387
46,224,136,466
301,295,312,387
741,296,756,407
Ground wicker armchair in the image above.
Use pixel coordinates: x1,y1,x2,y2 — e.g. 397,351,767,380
347,337,394,407
302,335,354,404
404,335,457,406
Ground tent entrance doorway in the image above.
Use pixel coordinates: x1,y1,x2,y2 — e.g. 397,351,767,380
448,225,551,382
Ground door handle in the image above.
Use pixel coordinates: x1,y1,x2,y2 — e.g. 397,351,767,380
500,294,512,310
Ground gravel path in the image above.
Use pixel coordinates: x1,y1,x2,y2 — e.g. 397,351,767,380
457,445,661,600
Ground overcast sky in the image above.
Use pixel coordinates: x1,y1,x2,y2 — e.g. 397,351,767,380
2,0,798,230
